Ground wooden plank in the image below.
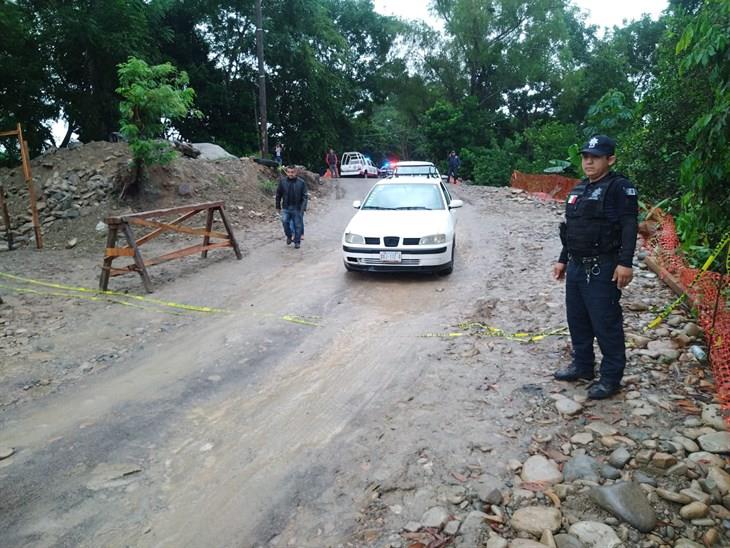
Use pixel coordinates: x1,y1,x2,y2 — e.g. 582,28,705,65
0,185,13,250
111,201,224,222
99,225,119,290
644,255,698,309
128,217,229,240
201,208,215,258
143,241,231,268
17,124,42,249
108,242,232,276
135,209,200,246
217,206,242,259
122,222,153,293
105,247,135,257
0,129,20,137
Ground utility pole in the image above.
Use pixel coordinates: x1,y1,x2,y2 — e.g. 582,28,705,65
255,0,268,156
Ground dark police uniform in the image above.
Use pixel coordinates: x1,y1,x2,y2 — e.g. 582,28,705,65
556,139,638,397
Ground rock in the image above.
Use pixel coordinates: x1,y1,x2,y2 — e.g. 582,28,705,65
600,465,622,480
554,396,583,416
608,448,631,469
585,422,618,437
702,405,728,431
192,142,236,160
563,454,601,483
626,333,651,348
632,471,657,486
487,535,509,548
403,521,420,533
95,221,107,232
0,447,15,460
684,322,702,337
444,520,460,535
65,237,77,249
687,451,726,467
673,540,703,548
477,479,504,504
680,501,709,519
590,482,656,533
570,432,594,445
554,534,585,548
460,511,488,547
521,455,563,485
698,432,730,453
568,521,622,547
177,182,194,196
707,466,730,495
703,528,720,546
539,530,557,548
508,540,546,548
651,452,677,469
421,506,449,529
511,506,562,536
656,488,692,504
680,487,711,505
672,436,700,453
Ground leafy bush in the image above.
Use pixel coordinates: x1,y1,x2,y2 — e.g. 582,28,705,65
116,57,201,191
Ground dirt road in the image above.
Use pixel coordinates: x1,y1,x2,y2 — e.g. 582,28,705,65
1,179,569,547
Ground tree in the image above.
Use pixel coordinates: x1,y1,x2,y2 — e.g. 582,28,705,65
116,57,201,192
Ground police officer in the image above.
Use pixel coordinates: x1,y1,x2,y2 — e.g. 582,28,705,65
552,135,638,399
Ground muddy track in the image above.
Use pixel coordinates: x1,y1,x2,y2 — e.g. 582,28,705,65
0,180,568,547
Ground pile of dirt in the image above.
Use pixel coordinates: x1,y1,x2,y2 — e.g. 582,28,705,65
0,141,324,253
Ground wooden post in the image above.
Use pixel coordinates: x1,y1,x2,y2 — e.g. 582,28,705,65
99,224,119,291
0,185,13,250
16,123,42,249
217,206,242,259
201,208,215,258
121,222,153,293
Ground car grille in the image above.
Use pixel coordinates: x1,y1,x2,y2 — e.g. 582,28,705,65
365,237,380,245
403,238,419,245
361,258,420,266
384,236,399,247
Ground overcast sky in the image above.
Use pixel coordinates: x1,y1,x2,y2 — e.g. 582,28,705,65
373,0,668,31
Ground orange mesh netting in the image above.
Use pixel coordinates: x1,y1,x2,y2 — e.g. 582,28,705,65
642,212,730,422
510,171,579,201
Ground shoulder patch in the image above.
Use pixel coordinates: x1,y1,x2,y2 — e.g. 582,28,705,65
624,187,637,196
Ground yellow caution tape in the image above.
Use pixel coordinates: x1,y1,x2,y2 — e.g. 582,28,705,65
0,272,322,327
0,271,230,314
422,322,569,343
645,231,730,331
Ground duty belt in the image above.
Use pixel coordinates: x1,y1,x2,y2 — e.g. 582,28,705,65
568,253,617,264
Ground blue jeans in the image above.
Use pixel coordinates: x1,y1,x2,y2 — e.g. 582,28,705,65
566,258,625,385
281,208,303,243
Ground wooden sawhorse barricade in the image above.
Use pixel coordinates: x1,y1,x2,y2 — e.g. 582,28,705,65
99,201,242,293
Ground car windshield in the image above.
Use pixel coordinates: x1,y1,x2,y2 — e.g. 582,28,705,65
361,183,445,211
394,165,439,178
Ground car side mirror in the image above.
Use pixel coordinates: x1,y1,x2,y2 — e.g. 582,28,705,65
449,199,464,209
353,200,361,208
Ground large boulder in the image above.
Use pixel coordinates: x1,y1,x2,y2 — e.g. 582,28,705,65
192,143,236,160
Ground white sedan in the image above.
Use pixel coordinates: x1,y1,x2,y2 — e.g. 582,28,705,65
342,177,463,274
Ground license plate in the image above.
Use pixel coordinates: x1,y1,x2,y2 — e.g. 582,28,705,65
380,251,402,263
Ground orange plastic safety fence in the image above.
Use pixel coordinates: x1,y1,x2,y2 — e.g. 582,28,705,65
510,171,579,201
642,213,730,423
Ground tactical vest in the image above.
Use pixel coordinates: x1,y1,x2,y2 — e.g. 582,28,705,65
564,175,622,257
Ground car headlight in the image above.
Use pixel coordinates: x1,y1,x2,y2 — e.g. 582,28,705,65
345,233,365,244
419,234,447,245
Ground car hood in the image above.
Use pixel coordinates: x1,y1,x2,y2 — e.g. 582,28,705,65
345,210,452,237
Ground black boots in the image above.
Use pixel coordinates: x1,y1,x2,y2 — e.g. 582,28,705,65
554,364,595,382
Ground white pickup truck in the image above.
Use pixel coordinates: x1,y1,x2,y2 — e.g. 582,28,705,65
340,151,379,178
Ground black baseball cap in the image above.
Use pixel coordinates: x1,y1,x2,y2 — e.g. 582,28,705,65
580,135,616,157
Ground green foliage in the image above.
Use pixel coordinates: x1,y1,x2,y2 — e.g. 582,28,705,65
463,139,521,187
520,121,581,173
259,177,278,195
116,57,201,182
584,90,635,138
673,0,730,255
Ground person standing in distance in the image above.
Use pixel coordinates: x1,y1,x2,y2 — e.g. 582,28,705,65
447,151,460,184
274,142,284,165
275,165,308,249
552,135,639,399
326,148,339,178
